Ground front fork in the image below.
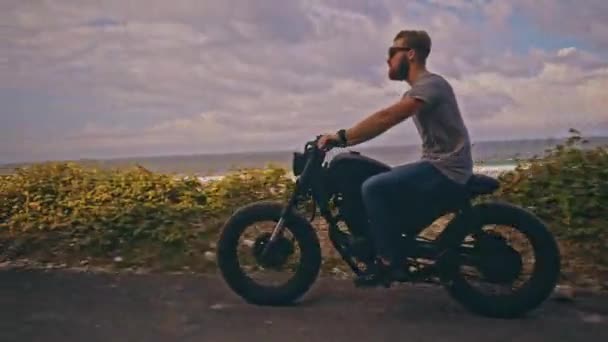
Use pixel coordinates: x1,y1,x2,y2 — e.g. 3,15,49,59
262,169,364,277
261,177,306,257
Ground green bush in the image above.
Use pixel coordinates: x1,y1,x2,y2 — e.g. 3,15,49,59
492,129,608,242
0,162,296,262
201,164,295,214
0,162,211,252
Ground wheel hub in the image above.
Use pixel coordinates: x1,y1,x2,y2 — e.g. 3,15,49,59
252,233,295,269
474,232,523,284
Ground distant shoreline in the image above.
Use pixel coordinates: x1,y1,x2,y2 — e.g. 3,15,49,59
2,135,607,168
1,136,605,177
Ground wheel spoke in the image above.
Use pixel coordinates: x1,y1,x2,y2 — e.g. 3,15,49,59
216,202,322,306
236,220,303,286
457,224,535,293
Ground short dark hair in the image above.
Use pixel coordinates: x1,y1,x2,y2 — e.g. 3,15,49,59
393,30,432,64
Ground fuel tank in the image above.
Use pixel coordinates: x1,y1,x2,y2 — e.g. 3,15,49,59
326,151,391,236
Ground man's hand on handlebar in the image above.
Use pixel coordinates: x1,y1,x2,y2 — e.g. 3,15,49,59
316,132,343,151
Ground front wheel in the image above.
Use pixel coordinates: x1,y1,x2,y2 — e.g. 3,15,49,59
440,201,561,318
216,201,322,306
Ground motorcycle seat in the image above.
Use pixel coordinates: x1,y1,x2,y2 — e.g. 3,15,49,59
466,174,500,196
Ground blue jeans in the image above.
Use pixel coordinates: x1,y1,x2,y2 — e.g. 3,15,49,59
361,161,466,262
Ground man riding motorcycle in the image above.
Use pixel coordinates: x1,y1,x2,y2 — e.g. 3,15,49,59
317,30,474,286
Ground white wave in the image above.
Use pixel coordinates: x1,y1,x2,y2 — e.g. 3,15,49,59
473,164,517,178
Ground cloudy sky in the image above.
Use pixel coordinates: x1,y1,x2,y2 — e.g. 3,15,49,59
1,0,607,163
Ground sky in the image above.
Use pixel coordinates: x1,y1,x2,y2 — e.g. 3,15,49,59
1,0,607,163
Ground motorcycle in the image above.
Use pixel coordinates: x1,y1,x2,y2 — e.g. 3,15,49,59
216,136,561,318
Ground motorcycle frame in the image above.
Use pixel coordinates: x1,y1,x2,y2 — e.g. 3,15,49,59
268,140,482,277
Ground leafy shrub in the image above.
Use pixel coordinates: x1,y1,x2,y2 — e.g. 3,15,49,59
0,162,209,252
201,164,295,214
492,129,608,241
0,162,296,259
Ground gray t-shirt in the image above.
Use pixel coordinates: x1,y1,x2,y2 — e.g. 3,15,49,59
404,72,473,185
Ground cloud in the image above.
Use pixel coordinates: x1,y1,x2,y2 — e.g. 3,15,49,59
513,0,608,49
449,49,608,140
0,0,607,163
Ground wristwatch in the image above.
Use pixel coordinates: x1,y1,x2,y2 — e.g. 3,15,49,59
337,129,348,147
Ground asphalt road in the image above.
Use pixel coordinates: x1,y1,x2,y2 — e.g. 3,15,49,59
1,268,606,342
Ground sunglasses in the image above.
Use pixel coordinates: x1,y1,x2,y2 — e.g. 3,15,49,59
388,46,412,59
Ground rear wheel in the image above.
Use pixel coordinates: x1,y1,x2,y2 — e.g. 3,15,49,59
441,202,561,318
216,201,322,306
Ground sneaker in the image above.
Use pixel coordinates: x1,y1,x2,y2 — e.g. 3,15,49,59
353,260,409,287
354,274,383,287
353,262,386,287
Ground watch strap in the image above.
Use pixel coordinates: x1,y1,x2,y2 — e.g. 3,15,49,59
337,129,347,146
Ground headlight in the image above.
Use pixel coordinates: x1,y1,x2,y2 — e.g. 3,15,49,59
292,152,306,176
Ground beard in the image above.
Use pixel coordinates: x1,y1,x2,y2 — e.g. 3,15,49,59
389,57,410,81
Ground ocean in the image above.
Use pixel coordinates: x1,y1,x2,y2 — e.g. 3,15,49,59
2,137,607,180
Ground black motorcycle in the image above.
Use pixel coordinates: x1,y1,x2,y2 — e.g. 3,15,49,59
216,136,561,318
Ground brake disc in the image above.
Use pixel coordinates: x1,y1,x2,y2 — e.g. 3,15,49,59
252,233,295,269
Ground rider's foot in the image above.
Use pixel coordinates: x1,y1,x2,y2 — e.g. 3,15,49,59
354,259,409,287
353,272,384,287
353,260,385,287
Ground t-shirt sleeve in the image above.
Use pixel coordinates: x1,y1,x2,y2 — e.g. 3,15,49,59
405,77,442,109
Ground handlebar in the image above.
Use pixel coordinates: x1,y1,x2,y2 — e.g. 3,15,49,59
293,134,343,180
306,135,341,153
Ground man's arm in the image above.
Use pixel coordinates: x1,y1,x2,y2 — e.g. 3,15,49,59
343,96,424,146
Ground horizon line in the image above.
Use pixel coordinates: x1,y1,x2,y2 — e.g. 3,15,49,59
2,134,607,166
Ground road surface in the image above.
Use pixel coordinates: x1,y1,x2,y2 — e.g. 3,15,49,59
1,268,606,341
